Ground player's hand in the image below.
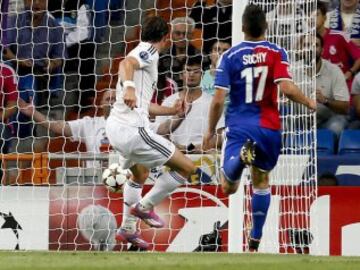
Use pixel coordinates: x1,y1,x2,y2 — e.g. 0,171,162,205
202,130,215,152
123,87,137,109
18,97,35,117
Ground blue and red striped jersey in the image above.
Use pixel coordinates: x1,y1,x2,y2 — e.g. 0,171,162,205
215,40,292,130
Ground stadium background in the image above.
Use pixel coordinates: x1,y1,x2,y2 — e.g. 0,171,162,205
0,0,358,260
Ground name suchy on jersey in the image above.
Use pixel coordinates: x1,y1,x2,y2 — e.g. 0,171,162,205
215,40,292,130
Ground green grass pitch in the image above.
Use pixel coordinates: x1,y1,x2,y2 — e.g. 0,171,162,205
1,252,360,270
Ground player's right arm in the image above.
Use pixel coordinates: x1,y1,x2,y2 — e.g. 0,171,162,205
19,98,73,137
274,48,316,111
118,56,140,109
204,51,229,150
278,80,316,110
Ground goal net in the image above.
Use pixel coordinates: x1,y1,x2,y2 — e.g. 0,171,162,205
0,0,317,253
234,0,318,254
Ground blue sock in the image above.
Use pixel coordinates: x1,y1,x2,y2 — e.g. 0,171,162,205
223,155,244,181
250,188,271,240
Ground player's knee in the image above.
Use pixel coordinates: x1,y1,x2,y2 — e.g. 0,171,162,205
221,178,239,195
131,170,149,183
222,183,238,195
138,170,150,182
251,166,270,189
222,163,243,184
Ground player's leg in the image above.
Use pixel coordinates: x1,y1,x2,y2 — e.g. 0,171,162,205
117,163,150,249
247,128,281,252
121,127,194,227
248,166,271,252
132,148,196,224
220,131,247,195
105,122,152,248
122,164,149,231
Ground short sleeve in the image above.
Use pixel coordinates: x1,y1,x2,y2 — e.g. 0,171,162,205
2,66,18,102
128,43,156,69
68,117,88,142
273,48,292,83
214,53,231,90
351,74,360,95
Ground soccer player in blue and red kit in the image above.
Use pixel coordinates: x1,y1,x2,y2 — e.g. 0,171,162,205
203,4,317,252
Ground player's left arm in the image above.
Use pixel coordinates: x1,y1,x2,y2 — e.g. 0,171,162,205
203,51,229,150
202,127,224,151
209,88,226,132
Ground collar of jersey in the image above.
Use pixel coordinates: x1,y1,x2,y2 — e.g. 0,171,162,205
242,40,268,44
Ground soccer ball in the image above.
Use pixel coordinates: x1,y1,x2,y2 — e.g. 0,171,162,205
102,163,128,193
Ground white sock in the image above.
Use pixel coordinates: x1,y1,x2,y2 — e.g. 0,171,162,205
121,179,143,232
139,171,186,210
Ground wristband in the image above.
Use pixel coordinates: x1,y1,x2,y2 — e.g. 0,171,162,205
350,69,356,76
123,80,136,89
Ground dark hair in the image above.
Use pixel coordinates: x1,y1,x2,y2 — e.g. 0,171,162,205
317,1,328,16
141,16,169,43
185,55,203,68
316,33,324,48
242,4,267,38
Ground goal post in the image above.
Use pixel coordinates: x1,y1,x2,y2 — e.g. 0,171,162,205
227,0,247,253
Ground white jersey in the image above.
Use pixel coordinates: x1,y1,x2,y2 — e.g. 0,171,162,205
111,41,159,127
68,116,107,167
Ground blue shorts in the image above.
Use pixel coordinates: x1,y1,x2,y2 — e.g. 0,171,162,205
221,125,281,182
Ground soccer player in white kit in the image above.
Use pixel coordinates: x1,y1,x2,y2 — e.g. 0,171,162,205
106,16,197,249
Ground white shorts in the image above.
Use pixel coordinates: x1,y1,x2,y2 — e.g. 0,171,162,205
106,116,176,170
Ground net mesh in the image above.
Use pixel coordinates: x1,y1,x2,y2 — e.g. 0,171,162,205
0,0,316,252
243,0,317,253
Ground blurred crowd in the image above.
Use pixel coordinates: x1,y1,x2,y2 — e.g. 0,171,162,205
0,0,359,184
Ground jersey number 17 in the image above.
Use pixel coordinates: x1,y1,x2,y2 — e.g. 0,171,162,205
241,66,268,103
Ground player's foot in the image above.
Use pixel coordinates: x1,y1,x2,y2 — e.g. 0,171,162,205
130,203,165,228
248,238,260,252
240,140,256,166
116,228,149,250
